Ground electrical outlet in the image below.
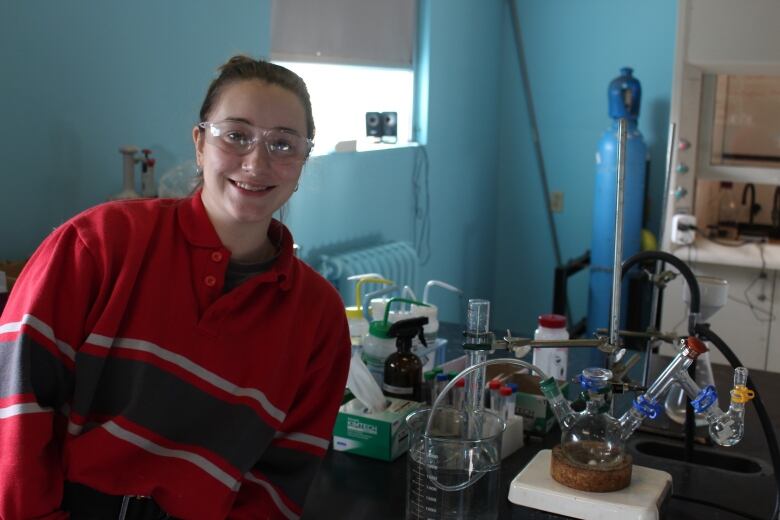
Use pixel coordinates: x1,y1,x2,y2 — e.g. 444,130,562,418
671,214,696,245
550,192,564,213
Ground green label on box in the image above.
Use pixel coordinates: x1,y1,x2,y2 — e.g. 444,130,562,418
333,397,423,461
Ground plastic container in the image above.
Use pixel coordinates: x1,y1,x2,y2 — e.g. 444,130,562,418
363,297,427,387
532,314,569,381
346,276,392,348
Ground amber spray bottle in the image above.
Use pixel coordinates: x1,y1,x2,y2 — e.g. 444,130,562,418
382,317,429,402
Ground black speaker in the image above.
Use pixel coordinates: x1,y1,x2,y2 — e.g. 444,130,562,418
381,112,397,142
365,112,383,137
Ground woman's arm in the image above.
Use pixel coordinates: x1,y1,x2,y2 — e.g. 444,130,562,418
0,223,100,519
228,294,350,520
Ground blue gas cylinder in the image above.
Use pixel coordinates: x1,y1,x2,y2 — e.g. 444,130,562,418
586,68,648,352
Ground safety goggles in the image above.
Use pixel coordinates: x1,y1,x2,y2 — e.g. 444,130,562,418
199,120,313,164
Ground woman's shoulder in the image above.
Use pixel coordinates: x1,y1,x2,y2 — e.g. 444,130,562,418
290,258,347,312
71,197,178,231
64,197,184,251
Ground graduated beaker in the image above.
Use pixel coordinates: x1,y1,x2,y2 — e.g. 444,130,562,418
405,406,504,520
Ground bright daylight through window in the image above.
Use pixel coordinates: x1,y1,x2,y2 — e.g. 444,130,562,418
275,61,415,155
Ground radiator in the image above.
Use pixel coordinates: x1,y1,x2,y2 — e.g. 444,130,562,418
318,242,419,305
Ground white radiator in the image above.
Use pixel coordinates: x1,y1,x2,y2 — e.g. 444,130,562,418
318,242,419,305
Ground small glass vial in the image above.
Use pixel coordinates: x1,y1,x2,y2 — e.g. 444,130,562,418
499,385,515,422
432,373,450,405
488,379,502,411
452,377,466,409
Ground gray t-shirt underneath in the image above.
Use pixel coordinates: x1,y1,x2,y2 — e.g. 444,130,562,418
223,256,278,293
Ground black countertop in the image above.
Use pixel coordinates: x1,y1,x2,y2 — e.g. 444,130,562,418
302,324,779,519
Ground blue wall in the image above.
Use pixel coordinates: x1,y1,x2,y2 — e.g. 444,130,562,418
0,0,270,258
492,0,677,335
1,0,678,334
287,0,504,324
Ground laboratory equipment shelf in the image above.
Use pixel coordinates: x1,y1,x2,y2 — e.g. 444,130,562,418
302,325,780,519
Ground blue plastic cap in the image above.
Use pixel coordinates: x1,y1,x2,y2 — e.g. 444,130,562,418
435,373,449,382
608,67,641,120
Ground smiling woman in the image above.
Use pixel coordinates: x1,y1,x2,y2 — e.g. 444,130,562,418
0,55,351,520
194,74,310,263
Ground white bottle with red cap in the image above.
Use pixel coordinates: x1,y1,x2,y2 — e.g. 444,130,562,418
532,314,569,381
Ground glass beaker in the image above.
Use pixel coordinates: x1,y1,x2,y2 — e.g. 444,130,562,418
405,406,504,520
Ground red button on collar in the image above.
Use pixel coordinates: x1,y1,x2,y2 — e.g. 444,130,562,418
204,275,217,287
211,251,223,262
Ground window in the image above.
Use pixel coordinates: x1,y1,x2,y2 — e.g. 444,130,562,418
270,0,418,154
275,61,415,154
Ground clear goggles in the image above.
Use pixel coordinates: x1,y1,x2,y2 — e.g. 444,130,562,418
199,120,313,163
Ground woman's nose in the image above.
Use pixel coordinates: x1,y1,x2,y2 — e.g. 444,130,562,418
241,141,272,173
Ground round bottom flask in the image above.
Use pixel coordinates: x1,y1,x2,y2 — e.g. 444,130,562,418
551,367,633,492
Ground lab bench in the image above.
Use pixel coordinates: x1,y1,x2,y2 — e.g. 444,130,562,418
302,325,780,519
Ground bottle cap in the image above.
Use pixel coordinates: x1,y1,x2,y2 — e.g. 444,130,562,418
424,371,437,381
488,379,502,390
685,336,708,355
455,378,465,388
506,383,518,393
499,385,513,396
538,314,566,328
435,373,449,382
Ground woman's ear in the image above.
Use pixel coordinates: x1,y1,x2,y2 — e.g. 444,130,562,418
192,125,204,167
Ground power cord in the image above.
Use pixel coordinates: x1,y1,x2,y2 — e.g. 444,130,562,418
412,145,431,265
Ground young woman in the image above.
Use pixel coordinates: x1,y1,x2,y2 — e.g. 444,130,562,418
0,56,350,519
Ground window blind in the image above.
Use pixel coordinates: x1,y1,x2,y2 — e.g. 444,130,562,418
270,0,417,68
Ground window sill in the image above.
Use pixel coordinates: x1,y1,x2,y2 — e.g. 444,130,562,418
310,139,420,158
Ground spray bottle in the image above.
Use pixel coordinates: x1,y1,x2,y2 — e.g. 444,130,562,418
382,316,429,401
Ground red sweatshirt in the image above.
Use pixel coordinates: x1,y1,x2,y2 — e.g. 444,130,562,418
0,194,350,519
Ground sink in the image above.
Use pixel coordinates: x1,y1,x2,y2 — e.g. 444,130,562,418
737,222,780,239
631,439,764,474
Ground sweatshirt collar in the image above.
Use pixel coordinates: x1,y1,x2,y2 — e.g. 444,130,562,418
177,191,296,290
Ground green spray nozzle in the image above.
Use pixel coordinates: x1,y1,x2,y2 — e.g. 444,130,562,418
368,297,429,338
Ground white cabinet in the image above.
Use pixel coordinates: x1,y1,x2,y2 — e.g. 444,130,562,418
659,263,776,371
765,271,780,372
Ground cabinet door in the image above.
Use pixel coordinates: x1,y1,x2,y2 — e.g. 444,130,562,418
659,263,772,371
764,271,780,372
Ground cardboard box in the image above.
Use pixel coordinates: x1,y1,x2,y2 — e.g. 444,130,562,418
513,374,568,434
332,397,424,461
486,365,568,435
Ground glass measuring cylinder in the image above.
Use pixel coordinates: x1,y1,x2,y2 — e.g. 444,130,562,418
405,406,504,520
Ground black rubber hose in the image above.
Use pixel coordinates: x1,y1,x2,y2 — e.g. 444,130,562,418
695,323,780,520
621,250,703,464
621,250,701,336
